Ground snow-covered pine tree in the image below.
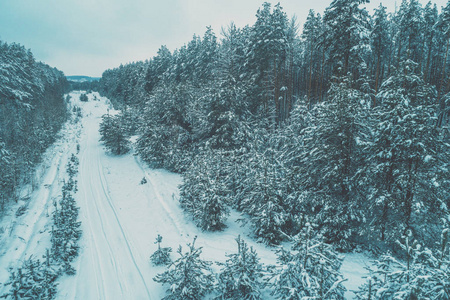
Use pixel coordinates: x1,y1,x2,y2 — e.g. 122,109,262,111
154,236,214,300
357,224,450,299
296,76,369,249
135,83,193,172
322,0,370,78
51,159,81,275
99,113,130,155
371,4,391,96
216,235,265,299
0,139,14,210
179,150,230,231
150,234,172,266
51,190,81,274
364,59,450,246
238,144,290,245
268,223,346,299
2,252,59,300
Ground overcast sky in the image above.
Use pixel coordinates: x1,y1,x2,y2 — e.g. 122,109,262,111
0,0,446,77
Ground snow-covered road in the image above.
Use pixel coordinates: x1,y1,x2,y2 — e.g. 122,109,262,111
58,98,151,299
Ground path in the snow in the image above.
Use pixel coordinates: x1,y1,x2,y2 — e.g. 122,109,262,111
58,94,153,299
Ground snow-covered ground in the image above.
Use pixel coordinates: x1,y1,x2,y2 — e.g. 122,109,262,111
0,91,370,299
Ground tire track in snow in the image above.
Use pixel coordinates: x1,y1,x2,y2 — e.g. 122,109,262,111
134,156,186,240
77,142,107,300
97,153,151,299
60,101,152,299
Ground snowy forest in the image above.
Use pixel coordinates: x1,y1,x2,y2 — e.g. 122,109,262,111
0,41,69,211
99,0,450,248
95,0,450,297
1,0,450,298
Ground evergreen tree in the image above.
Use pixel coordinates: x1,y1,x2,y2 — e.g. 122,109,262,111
150,234,172,266
357,228,450,299
297,76,369,249
216,236,264,300
239,143,291,245
364,60,449,245
154,236,214,300
371,4,391,96
302,10,323,104
179,150,230,231
268,223,346,299
322,0,370,78
99,113,130,155
2,252,59,300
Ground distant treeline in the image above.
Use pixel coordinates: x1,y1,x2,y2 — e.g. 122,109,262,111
0,40,69,211
68,79,99,92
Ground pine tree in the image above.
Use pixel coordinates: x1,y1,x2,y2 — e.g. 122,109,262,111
154,236,214,300
371,4,391,96
2,252,59,300
99,113,130,155
216,236,265,299
364,59,449,246
296,76,369,249
238,144,290,245
179,150,230,231
268,223,346,299
357,229,450,299
150,234,172,266
322,0,370,77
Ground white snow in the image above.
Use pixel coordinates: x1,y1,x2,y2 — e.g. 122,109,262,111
0,91,371,299
341,252,371,298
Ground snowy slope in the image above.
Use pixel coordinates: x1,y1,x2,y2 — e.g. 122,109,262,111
0,91,369,299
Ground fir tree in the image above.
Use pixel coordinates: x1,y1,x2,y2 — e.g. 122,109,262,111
179,150,230,231
268,223,346,299
154,236,214,300
2,252,59,300
150,234,172,266
364,59,449,246
216,236,265,299
99,113,130,155
357,229,450,299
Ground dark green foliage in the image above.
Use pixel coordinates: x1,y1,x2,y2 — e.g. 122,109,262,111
238,145,291,245
179,150,230,231
0,40,68,211
2,253,59,300
79,93,88,102
362,60,450,247
357,227,450,299
97,0,450,263
216,236,264,300
50,152,81,275
150,234,172,266
293,77,369,249
154,236,214,300
99,113,130,155
268,223,346,299
68,79,99,92
2,140,82,297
